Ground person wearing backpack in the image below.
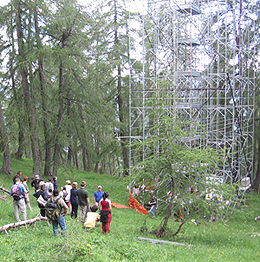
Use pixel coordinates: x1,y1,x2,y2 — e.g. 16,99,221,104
10,177,27,222
45,188,68,237
33,184,49,217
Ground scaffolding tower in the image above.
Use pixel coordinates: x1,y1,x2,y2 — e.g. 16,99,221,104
129,0,255,184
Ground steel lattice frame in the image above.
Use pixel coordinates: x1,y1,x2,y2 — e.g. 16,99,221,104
128,0,255,184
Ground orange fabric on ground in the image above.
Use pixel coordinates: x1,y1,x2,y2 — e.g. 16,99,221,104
128,193,147,215
111,202,130,209
110,194,147,215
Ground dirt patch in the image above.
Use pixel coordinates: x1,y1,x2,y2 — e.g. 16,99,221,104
0,195,8,201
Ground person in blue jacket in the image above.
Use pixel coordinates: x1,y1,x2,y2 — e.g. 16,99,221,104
93,185,104,206
10,177,27,222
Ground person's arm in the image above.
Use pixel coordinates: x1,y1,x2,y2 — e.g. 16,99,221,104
61,199,68,216
87,197,90,206
62,204,68,216
31,181,36,191
43,191,49,201
70,189,73,202
62,208,68,216
98,201,101,211
109,201,112,213
93,193,96,204
24,190,28,199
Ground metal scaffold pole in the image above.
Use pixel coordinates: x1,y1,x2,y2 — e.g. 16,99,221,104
128,0,255,185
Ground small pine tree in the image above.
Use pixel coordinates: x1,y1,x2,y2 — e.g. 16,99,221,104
130,91,237,237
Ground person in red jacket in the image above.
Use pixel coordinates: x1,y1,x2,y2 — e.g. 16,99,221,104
99,191,112,233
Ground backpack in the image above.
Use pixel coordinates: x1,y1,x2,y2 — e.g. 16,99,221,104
45,198,60,220
46,182,53,194
11,184,22,200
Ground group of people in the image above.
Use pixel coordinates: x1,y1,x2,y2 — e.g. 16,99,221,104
10,171,113,236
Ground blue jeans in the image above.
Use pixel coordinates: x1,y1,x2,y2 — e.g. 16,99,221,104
150,205,155,216
52,215,66,237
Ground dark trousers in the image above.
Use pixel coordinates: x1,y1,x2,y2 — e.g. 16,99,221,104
71,203,78,218
40,208,46,217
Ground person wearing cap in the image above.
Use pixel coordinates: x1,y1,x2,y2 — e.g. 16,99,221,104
31,175,44,192
93,185,104,206
76,181,90,222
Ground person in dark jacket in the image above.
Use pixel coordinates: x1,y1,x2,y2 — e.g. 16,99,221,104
70,182,78,218
33,184,48,217
31,175,44,192
52,176,58,190
13,170,22,184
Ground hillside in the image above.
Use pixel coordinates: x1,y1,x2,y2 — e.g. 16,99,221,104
0,156,260,261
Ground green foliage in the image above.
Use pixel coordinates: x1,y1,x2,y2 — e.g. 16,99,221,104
129,91,236,227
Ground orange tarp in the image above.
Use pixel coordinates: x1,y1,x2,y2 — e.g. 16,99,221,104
128,193,147,215
110,194,147,215
111,202,130,209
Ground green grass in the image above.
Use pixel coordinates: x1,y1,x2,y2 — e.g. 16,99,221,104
0,155,260,261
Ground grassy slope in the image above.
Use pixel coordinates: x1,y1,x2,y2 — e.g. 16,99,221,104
0,155,260,262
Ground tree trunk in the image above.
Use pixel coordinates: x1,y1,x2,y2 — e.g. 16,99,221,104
114,1,129,176
0,104,12,175
53,37,66,175
156,204,172,238
0,215,49,234
34,4,52,177
82,147,88,172
73,138,79,169
52,143,60,177
68,146,72,165
76,103,91,172
16,0,42,176
94,137,100,173
10,4,24,160
73,153,79,170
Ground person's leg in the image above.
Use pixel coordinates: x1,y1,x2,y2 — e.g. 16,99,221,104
52,220,59,237
106,213,112,233
71,203,74,218
74,203,78,219
25,196,32,211
78,205,83,222
150,205,155,216
17,199,27,221
58,215,66,237
40,208,45,217
83,206,88,222
102,222,106,233
13,201,21,222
